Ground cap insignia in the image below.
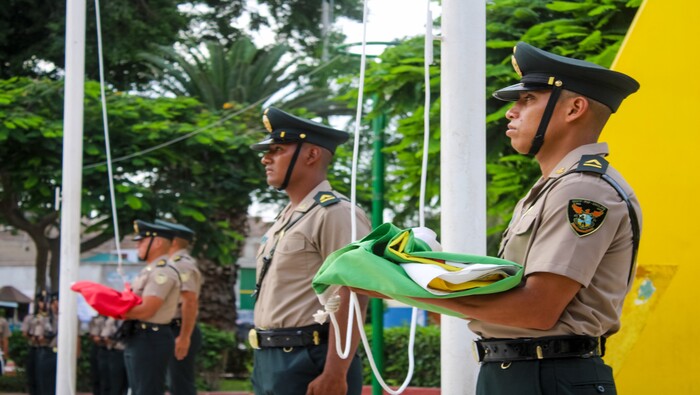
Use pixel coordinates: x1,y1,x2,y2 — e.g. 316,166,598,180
568,199,608,237
280,131,286,138
511,55,522,77
262,114,272,132
300,133,306,139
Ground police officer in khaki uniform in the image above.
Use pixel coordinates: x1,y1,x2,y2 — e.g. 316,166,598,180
249,107,372,395
88,314,109,395
123,220,181,395
21,291,48,395
155,219,203,395
0,309,10,375
101,317,129,395
35,292,59,395
366,42,640,394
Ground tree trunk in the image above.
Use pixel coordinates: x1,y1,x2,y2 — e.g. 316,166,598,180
48,237,60,292
198,258,238,331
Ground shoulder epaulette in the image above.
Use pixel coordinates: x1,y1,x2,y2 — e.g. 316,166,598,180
575,154,609,175
314,191,340,207
156,259,167,267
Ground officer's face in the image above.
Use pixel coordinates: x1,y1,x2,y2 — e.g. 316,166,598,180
505,90,551,154
260,143,295,188
136,237,151,261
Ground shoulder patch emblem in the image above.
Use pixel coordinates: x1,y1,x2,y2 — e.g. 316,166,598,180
314,191,339,207
575,155,609,175
568,199,608,236
156,259,167,267
154,273,168,285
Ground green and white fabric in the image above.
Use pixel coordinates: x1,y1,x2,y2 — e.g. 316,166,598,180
312,223,524,318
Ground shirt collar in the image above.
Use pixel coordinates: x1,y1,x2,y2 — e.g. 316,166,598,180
294,180,333,213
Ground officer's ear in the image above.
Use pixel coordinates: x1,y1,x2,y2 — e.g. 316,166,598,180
304,145,323,165
564,94,589,122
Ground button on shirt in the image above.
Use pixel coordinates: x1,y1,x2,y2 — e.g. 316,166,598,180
469,143,642,339
254,180,372,329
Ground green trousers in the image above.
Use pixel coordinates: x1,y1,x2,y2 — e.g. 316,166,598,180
252,343,363,395
124,325,174,395
167,323,202,395
476,357,615,395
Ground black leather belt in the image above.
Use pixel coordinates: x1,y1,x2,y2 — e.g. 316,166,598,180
170,318,182,327
249,324,329,349
475,335,605,363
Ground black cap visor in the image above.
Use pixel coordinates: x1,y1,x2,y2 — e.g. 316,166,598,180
493,82,555,102
250,138,275,151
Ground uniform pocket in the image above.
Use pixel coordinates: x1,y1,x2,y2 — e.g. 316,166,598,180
513,213,537,235
278,235,307,254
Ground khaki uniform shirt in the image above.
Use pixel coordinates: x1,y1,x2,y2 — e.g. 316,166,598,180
31,314,53,347
470,143,642,339
131,255,180,324
101,317,126,350
0,317,10,340
88,315,106,338
254,180,372,329
169,250,202,320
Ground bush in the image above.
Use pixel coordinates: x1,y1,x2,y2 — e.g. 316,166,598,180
358,324,441,388
6,330,94,392
196,323,252,390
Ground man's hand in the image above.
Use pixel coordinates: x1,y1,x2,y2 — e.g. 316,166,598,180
306,370,347,395
174,335,191,360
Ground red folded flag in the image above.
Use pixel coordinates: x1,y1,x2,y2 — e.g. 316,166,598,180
70,281,142,319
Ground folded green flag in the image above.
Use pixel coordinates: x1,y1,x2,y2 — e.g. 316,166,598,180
312,223,524,318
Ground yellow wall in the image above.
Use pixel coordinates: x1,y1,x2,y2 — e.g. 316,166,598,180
604,0,700,392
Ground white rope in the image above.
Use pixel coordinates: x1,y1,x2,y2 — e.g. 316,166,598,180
320,1,436,394
326,0,369,361
94,0,125,282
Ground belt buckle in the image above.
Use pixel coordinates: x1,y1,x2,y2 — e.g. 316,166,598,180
312,330,320,346
471,341,482,363
248,328,260,349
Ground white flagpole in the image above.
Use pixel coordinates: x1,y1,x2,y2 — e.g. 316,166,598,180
56,0,86,393
440,0,486,394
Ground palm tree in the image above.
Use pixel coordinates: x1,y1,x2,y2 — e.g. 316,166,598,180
139,37,300,110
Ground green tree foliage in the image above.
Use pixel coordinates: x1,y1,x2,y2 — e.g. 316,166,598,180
0,0,189,89
0,0,363,91
139,38,300,111
0,77,264,292
338,0,640,253
189,0,363,56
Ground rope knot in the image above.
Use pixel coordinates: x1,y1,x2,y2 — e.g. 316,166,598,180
312,294,341,324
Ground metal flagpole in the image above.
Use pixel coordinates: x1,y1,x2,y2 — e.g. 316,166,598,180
439,0,485,394
56,0,86,393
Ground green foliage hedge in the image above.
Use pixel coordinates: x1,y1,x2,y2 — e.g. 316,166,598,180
358,325,441,388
